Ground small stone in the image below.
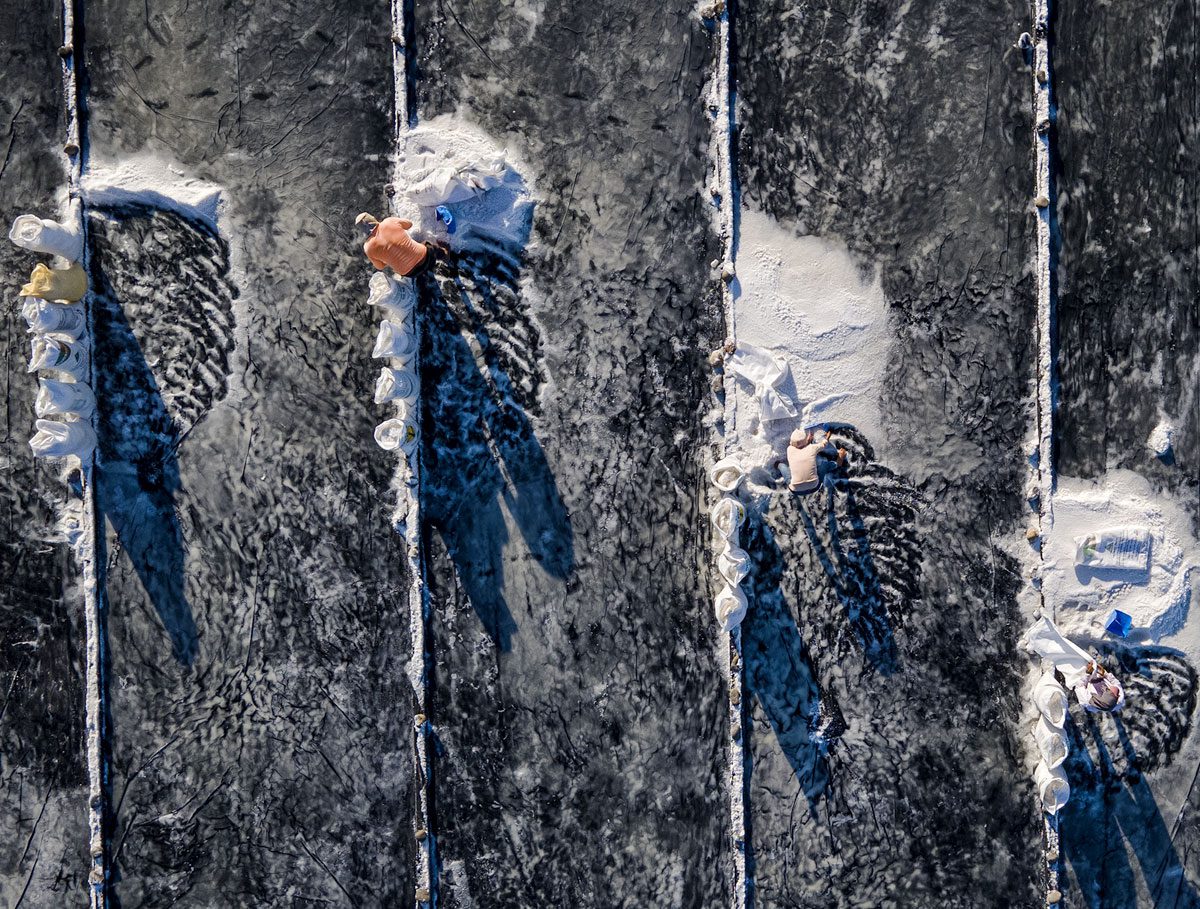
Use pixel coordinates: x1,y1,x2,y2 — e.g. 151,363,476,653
1047,848,1059,861
710,258,720,269
64,142,79,157
1037,69,1048,84
391,33,404,45
1034,195,1050,208
1036,118,1051,134
721,262,735,282
384,183,396,197
415,827,427,841
415,887,431,902
729,686,741,706
415,713,426,725
89,867,104,885
710,375,725,394
1026,526,1039,541
58,44,73,58
1047,889,1062,903
90,841,104,857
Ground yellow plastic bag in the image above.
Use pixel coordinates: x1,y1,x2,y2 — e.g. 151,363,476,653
20,262,88,302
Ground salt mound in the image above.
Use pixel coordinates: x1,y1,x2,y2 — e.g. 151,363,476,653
394,116,534,257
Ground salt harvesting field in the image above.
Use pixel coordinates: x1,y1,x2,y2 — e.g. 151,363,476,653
0,0,1197,907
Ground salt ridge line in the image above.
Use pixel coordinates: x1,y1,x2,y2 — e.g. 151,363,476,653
54,0,111,904
388,3,436,906
1027,2,1063,905
701,2,750,907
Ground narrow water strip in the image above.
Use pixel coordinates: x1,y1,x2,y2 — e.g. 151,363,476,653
705,4,748,907
1028,1,1062,903
57,1,109,904
389,4,435,904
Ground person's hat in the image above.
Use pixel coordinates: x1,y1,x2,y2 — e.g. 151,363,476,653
790,428,809,445
355,212,379,235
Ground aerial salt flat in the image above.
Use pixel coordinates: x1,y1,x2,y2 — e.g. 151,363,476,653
0,0,1197,906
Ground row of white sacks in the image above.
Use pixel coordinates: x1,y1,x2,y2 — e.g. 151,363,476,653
1025,616,1127,815
710,457,750,631
9,213,97,462
366,273,420,458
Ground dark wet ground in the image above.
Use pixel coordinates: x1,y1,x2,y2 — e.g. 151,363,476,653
413,2,730,905
81,1,415,904
737,0,1043,905
0,1,90,904
1055,0,1199,501
1054,2,1200,906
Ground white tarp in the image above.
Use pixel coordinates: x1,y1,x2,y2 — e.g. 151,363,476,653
1025,616,1125,712
727,343,798,423
1024,616,1093,685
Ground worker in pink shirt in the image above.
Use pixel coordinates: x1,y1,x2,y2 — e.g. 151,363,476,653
356,212,447,278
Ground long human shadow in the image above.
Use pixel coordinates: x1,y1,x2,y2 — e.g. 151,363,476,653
793,446,899,674
417,197,574,652
1060,711,1200,907
89,228,198,666
741,505,830,804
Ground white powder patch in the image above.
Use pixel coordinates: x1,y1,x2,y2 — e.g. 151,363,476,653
1147,418,1175,457
1041,470,1199,643
729,207,893,479
393,114,535,258
82,156,223,229
81,154,249,409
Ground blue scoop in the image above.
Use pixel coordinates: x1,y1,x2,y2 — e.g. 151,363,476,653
435,205,456,234
1103,609,1133,638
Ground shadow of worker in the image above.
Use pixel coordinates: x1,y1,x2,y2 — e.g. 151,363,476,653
1060,707,1200,907
416,183,574,652
89,227,197,666
741,506,829,803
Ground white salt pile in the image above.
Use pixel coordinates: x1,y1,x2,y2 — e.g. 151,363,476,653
1040,470,1199,640
726,207,893,483
393,115,534,257
1147,419,1175,458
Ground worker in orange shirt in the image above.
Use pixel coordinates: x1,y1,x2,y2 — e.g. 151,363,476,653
356,212,448,278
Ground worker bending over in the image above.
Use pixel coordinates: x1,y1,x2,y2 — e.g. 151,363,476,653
785,428,847,494
356,212,447,278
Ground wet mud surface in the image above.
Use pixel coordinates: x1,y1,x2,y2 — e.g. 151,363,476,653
82,2,415,904
413,2,730,906
737,1,1043,905
1054,3,1200,905
1054,0,1199,499
0,0,90,904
